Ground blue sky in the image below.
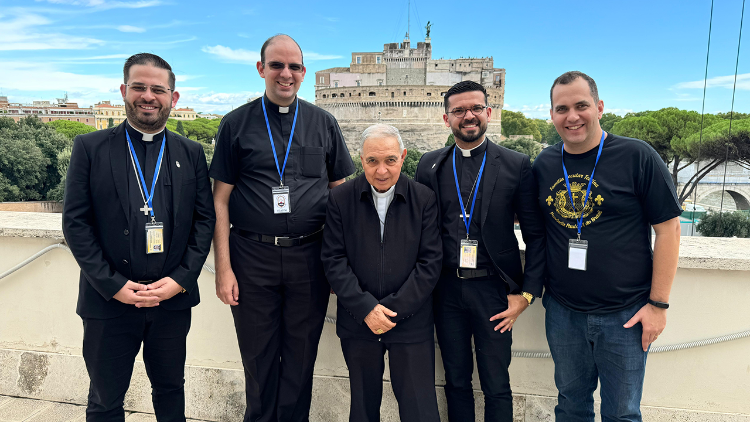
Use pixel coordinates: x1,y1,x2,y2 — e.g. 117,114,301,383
0,0,747,119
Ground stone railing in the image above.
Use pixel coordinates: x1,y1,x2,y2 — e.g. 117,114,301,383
0,211,749,421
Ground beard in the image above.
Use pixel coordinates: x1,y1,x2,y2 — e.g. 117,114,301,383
124,99,171,133
452,117,488,144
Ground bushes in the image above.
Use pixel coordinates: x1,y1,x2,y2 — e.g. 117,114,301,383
696,211,750,238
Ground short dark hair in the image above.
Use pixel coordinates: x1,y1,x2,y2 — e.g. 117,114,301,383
260,34,304,65
550,71,599,106
123,53,176,91
444,81,488,112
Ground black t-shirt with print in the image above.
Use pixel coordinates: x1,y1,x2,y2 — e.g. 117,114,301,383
532,133,682,313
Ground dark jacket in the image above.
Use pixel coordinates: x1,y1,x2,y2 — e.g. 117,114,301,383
415,139,546,296
321,173,442,343
63,122,216,319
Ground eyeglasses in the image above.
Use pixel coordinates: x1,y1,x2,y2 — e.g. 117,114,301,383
449,105,488,118
127,84,172,96
265,61,305,73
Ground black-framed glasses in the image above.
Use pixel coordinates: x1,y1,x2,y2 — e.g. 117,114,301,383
127,83,172,96
265,61,305,73
449,105,488,118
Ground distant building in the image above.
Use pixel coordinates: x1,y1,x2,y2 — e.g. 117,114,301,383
0,96,96,127
313,37,505,152
93,101,126,130
170,107,197,121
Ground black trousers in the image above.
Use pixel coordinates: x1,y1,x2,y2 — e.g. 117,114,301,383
433,271,513,422
229,231,330,422
340,338,440,422
82,306,191,422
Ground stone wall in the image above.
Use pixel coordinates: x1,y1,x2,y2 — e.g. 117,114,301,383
386,68,427,85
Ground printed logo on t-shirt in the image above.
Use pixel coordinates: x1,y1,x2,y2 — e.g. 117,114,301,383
545,174,604,229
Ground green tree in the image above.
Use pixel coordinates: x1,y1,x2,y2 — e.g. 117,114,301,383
401,149,423,179
674,118,750,203
501,137,543,162
0,120,49,201
599,113,623,132
176,120,185,136
445,133,455,147
716,111,750,120
46,147,72,202
696,211,750,238
534,119,561,145
501,110,541,141
108,118,114,128
48,120,96,140
611,115,664,150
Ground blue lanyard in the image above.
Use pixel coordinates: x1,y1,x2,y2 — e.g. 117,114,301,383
561,131,605,239
262,96,299,186
452,147,487,240
125,128,166,219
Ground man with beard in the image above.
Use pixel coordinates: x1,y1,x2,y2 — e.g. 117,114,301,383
414,81,545,422
63,53,215,421
209,34,355,421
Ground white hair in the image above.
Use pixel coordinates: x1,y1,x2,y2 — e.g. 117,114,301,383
359,123,405,152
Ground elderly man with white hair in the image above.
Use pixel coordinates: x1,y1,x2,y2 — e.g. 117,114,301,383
321,124,443,422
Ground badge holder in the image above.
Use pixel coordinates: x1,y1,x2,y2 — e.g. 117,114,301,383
146,219,164,254
459,238,478,269
568,238,588,271
272,185,291,214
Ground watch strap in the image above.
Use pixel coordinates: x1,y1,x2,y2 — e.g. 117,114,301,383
647,298,669,309
521,292,535,305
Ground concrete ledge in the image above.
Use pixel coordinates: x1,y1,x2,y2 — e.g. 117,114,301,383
3,211,750,271
1,349,748,422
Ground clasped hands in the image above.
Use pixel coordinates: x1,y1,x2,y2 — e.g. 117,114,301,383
364,304,397,335
113,277,184,307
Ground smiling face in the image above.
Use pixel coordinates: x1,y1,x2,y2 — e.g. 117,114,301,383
360,135,407,193
550,77,604,153
443,90,492,147
120,64,178,133
257,36,306,107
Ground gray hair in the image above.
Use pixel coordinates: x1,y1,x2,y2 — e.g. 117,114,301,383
359,123,405,152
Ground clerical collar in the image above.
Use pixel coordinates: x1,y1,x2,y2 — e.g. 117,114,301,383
371,184,395,197
456,137,487,157
126,121,164,142
263,94,297,114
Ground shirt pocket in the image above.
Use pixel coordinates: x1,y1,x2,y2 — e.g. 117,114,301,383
300,146,325,178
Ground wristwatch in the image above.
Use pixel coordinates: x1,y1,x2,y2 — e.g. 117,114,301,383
521,292,535,305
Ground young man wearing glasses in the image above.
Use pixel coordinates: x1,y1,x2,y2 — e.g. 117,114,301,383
63,53,216,421
414,80,546,422
210,34,355,421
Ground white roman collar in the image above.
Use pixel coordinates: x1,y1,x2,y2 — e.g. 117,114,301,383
456,137,486,157
130,123,164,142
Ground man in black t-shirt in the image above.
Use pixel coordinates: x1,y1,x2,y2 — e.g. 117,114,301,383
209,35,355,421
532,71,681,421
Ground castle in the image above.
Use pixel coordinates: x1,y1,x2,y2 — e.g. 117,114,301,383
314,36,505,153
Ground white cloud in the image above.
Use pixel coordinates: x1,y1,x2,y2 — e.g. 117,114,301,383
35,0,162,9
305,52,343,61
0,12,105,50
0,61,121,94
673,73,750,90
179,91,263,113
603,108,633,116
117,25,145,33
504,103,551,119
202,45,260,64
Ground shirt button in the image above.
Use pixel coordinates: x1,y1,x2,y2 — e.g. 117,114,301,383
123,230,129,235
122,259,129,265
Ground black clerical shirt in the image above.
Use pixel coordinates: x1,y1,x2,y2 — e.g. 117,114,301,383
210,95,355,236
437,139,492,269
125,121,172,281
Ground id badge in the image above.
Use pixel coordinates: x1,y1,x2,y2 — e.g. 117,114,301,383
459,239,478,269
272,186,291,214
568,239,588,271
146,222,164,254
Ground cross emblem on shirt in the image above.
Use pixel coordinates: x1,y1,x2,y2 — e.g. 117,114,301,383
140,204,152,215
